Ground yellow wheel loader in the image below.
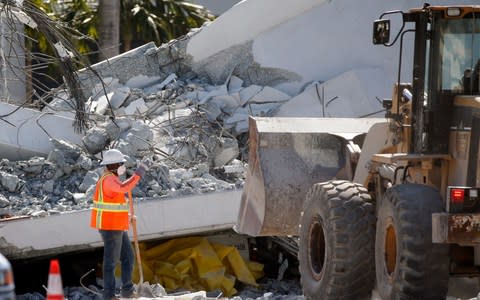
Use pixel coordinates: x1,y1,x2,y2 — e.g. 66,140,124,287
236,4,480,299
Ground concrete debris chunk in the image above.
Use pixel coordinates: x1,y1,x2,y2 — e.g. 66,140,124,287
42,180,55,194
0,208,12,217
47,149,66,169
90,77,122,100
0,172,22,193
211,138,239,168
117,120,154,157
49,139,84,162
201,100,222,122
104,117,132,140
186,177,216,192
228,75,244,92
239,85,263,106
82,127,110,155
201,173,235,191
0,194,10,208
30,210,47,218
223,159,246,174
124,98,149,115
94,91,114,115
110,86,130,109
211,95,240,112
22,157,45,174
42,91,76,118
72,193,86,204
126,75,162,89
198,84,228,104
248,86,290,104
165,137,203,163
76,154,93,171
145,73,178,94
79,170,100,193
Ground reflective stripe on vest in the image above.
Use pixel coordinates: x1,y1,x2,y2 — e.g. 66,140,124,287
92,202,129,212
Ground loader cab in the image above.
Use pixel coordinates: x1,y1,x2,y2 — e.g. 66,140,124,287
427,7,480,158
374,5,480,155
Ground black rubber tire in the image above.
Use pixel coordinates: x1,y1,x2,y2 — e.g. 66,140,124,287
375,184,449,300
298,180,375,300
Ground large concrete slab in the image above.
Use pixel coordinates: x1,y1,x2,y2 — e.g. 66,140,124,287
187,0,480,97
0,190,242,260
276,69,388,118
0,102,83,160
77,42,158,97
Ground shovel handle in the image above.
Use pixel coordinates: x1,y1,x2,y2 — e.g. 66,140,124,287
128,191,144,284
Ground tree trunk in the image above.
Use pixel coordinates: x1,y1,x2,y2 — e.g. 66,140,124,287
99,0,120,59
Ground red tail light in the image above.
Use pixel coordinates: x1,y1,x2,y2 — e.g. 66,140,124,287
451,188,465,204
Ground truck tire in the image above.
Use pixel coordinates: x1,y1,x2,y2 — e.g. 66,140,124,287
375,184,449,300
299,180,375,300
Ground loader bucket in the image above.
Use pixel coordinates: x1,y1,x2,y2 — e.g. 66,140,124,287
235,117,384,236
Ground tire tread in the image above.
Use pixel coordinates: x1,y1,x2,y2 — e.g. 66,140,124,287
299,180,375,299
376,184,449,300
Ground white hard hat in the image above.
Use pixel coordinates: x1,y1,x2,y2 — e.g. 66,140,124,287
100,149,127,165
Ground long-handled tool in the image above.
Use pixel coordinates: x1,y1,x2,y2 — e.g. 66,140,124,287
128,191,154,298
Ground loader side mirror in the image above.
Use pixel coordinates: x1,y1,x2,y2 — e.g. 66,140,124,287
382,99,392,110
373,19,390,45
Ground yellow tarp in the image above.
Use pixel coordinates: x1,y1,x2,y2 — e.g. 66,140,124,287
116,236,264,297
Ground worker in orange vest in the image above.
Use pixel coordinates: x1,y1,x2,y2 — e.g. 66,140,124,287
90,149,151,300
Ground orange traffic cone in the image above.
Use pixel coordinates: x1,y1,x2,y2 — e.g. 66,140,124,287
46,259,64,300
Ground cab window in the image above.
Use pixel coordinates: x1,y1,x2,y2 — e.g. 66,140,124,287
437,17,480,94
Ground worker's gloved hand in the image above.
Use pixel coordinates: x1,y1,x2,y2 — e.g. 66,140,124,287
134,157,153,177
130,214,137,224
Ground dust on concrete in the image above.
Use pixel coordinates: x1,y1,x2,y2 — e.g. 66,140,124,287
191,41,302,88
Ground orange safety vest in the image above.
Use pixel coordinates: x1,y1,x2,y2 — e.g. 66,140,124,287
90,172,134,231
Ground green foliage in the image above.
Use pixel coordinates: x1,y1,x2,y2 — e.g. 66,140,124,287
27,0,97,55
23,0,214,98
27,0,214,62
120,0,215,51
24,0,97,92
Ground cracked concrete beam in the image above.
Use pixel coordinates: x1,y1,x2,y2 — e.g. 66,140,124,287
0,102,83,160
77,42,158,98
191,41,301,87
0,190,242,260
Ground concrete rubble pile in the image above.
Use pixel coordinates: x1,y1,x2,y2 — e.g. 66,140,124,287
0,34,296,219
0,119,246,218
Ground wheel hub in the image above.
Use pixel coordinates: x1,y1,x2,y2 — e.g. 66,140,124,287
384,218,397,279
308,218,326,280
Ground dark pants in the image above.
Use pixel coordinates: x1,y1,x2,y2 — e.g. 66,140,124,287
99,230,135,299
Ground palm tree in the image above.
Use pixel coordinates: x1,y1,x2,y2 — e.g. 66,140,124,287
32,0,214,58
98,0,120,59
119,0,214,52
